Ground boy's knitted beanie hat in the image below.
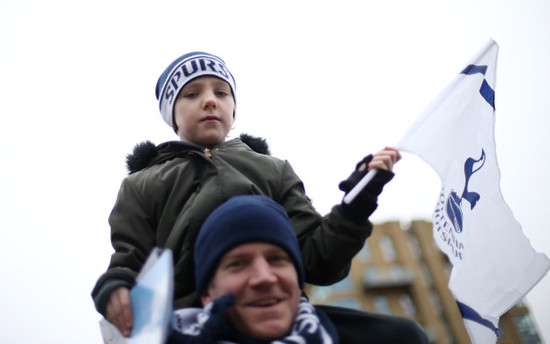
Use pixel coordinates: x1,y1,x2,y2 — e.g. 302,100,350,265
155,51,236,128
194,195,304,294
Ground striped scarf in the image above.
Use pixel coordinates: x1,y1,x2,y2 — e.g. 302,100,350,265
170,295,338,344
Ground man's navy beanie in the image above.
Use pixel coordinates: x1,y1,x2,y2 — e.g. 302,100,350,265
194,195,304,294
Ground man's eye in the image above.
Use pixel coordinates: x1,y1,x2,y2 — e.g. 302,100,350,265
268,255,289,264
226,260,244,269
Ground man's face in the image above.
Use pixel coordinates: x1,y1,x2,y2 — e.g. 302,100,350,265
173,76,235,148
201,242,301,341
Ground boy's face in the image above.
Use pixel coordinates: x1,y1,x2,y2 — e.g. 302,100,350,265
201,242,301,341
173,76,235,148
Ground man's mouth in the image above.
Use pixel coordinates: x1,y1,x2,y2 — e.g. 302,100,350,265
250,298,280,307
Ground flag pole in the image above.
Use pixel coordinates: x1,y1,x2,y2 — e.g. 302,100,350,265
342,169,377,204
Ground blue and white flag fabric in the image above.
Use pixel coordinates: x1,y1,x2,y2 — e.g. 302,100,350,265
397,39,550,343
100,248,174,344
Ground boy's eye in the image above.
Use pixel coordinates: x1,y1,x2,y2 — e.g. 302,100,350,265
215,90,229,97
183,92,198,98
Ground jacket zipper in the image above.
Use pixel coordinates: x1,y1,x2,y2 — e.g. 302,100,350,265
204,147,220,158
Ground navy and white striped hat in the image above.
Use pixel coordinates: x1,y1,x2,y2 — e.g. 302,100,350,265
155,51,236,128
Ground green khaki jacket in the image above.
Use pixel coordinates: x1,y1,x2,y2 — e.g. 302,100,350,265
92,137,373,315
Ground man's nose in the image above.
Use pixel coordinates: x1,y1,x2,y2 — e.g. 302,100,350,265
249,258,277,286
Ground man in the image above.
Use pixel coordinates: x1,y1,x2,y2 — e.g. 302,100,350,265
169,194,338,343
169,195,429,343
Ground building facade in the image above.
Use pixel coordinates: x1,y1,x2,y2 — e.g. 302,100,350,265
306,220,543,343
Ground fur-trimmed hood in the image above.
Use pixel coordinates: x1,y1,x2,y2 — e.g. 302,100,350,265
126,133,271,174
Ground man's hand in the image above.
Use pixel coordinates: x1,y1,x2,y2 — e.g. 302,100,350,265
106,286,133,337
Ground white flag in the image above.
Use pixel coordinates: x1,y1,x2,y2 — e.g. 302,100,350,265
100,248,174,344
397,39,550,343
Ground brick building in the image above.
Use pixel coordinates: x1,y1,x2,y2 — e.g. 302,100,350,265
306,220,543,343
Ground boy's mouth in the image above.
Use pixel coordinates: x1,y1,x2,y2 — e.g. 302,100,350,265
202,116,220,122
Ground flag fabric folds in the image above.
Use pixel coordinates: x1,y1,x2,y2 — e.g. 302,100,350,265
397,39,550,343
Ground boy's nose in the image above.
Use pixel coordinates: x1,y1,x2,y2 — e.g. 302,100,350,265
201,91,218,110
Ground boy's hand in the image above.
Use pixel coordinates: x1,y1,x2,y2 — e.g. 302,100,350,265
364,147,401,172
338,147,401,195
337,147,401,224
106,286,133,337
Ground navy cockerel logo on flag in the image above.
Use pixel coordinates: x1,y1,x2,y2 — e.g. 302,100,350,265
446,149,486,233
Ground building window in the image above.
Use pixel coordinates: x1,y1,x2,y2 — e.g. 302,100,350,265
329,297,362,310
363,267,379,284
515,298,527,308
309,285,333,303
498,322,506,339
389,264,405,279
380,235,397,261
408,233,422,259
332,274,354,292
373,295,392,315
429,289,443,315
399,293,417,317
420,262,433,284
512,313,542,344
309,275,354,302
362,265,414,288
358,243,371,262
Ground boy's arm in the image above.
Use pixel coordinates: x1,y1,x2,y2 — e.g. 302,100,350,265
92,178,156,315
278,162,366,285
279,148,399,285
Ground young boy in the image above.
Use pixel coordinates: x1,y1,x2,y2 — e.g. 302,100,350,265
91,51,401,337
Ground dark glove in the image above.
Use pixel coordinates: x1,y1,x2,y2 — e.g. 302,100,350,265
336,155,395,224
169,294,236,344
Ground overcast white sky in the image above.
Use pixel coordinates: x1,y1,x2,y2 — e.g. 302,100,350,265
1,0,549,342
